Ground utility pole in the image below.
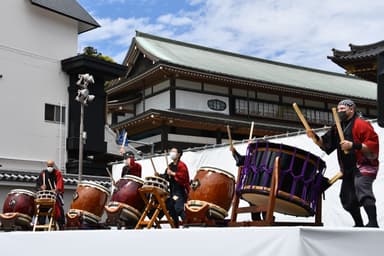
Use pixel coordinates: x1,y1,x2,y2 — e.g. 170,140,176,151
75,74,95,182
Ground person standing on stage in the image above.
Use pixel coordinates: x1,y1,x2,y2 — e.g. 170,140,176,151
121,151,142,178
36,160,65,229
230,142,266,221
307,99,379,227
157,147,190,227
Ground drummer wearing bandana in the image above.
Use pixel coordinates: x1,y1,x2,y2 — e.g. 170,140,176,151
156,147,190,227
121,151,142,177
307,99,379,227
36,160,65,229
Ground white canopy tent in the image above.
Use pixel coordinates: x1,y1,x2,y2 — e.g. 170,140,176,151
112,121,384,227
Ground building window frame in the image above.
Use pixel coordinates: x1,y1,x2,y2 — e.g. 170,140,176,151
44,103,65,124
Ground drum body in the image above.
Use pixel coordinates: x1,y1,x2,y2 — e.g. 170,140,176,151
3,189,36,217
142,176,169,194
187,167,235,219
111,175,145,211
105,175,145,224
69,181,110,223
239,141,326,217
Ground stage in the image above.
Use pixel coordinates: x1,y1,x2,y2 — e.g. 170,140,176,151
0,227,382,255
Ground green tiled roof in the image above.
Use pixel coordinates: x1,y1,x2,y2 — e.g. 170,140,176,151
134,31,376,100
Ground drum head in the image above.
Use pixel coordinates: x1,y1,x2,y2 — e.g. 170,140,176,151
9,189,36,198
198,167,235,180
120,175,144,184
241,187,313,217
79,181,110,196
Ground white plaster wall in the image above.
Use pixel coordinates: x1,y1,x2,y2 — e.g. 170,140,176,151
145,90,170,110
0,1,79,171
176,90,229,114
135,91,170,115
1,0,78,59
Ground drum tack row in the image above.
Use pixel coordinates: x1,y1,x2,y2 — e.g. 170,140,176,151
0,142,329,230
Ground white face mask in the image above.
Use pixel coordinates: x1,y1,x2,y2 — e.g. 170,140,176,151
169,151,178,160
47,167,54,173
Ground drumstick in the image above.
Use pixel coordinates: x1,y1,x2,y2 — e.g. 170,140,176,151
120,132,128,152
164,150,169,166
293,102,318,144
293,103,311,130
149,157,159,175
332,107,348,154
328,171,343,185
226,125,233,147
105,167,116,186
43,172,46,188
248,121,254,140
47,179,55,191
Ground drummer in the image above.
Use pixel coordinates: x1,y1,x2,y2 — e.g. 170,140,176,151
121,151,142,178
157,147,190,227
307,99,380,227
36,160,65,230
230,141,267,221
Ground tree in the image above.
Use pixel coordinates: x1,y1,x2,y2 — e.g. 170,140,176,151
82,46,115,63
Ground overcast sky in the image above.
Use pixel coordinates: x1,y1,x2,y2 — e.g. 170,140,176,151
78,0,384,73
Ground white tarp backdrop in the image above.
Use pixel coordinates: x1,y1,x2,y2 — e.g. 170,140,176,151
112,121,384,227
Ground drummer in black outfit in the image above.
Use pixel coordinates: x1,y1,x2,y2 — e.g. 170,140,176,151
156,147,190,227
230,142,267,221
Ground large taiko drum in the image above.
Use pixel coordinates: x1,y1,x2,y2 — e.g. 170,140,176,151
68,181,110,223
105,175,145,225
239,141,326,217
187,167,235,219
1,189,36,225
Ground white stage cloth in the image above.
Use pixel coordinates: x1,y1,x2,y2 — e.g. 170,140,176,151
0,227,382,256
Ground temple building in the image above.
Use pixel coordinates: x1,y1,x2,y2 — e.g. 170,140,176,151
329,40,383,126
106,31,377,153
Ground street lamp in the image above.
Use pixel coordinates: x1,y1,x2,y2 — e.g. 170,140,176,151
75,73,95,183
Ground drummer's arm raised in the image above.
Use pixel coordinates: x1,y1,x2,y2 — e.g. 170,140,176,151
306,130,324,148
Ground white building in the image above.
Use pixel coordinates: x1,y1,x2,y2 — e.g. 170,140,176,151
0,0,118,217
0,0,99,171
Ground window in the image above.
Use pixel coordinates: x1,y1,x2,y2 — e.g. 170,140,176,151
235,99,248,114
45,104,65,123
207,99,227,111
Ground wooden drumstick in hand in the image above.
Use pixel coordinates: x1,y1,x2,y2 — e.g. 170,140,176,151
164,150,169,166
150,157,159,176
293,103,311,130
293,102,318,144
328,171,343,185
248,121,254,141
105,167,116,187
227,125,234,152
332,107,348,154
47,179,55,191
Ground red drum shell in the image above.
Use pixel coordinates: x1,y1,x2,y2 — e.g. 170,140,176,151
3,189,35,217
188,167,235,211
111,175,145,212
70,181,110,218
